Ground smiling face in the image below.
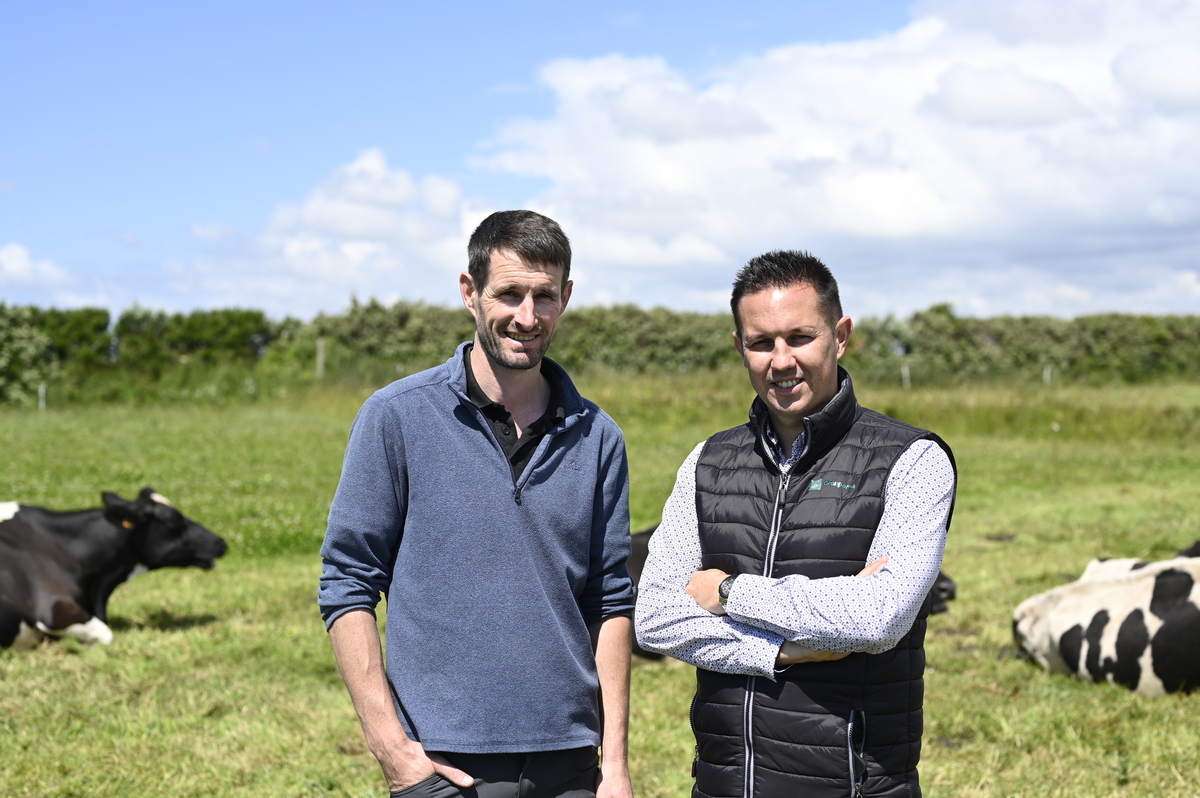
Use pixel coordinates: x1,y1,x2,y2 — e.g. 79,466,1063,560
733,281,852,441
460,248,572,372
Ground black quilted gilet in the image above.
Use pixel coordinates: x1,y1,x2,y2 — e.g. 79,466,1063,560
691,370,954,798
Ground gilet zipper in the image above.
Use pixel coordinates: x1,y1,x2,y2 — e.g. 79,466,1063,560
739,419,809,798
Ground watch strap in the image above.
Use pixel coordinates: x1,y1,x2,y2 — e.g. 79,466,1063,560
718,574,738,605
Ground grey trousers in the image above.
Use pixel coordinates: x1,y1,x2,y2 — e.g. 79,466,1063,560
390,747,599,798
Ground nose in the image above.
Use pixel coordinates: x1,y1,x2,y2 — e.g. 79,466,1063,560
513,294,537,329
770,341,796,373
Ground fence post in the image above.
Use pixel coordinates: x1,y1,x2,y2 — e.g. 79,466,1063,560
316,337,326,380
1051,422,1061,490
38,383,46,412
1043,365,1052,386
901,363,911,390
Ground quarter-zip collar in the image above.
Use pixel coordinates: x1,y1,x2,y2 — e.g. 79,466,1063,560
462,343,567,481
446,341,588,433
444,342,590,498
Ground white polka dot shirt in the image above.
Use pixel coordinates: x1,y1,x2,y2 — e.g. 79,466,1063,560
633,438,956,678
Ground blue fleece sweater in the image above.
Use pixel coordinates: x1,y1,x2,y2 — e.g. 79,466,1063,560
319,343,635,754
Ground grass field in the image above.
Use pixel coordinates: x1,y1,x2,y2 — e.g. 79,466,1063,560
2,374,1199,797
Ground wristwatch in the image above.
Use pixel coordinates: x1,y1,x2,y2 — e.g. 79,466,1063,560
718,575,738,606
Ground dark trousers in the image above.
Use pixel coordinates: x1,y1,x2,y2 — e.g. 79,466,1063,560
390,747,599,798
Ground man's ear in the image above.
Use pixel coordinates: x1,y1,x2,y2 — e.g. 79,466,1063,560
459,273,479,318
732,330,751,366
559,279,573,315
834,316,853,359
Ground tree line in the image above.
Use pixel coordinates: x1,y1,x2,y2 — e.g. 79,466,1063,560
1,299,1197,405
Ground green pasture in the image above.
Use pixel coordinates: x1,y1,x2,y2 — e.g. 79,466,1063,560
2,373,1199,797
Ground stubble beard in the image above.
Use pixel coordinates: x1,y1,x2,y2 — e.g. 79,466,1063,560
476,321,552,372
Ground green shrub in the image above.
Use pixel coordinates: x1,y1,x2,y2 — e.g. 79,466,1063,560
0,304,56,405
5,299,1198,405
29,306,112,372
114,307,271,375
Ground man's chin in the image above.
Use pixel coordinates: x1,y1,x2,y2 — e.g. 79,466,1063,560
487,347,545,371
767,392,815,418
501,356,541,371
477,330,551,372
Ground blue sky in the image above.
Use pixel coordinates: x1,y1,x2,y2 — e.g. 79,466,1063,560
3,1,1199,319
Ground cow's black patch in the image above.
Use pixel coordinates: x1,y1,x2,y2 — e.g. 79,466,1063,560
1077,608,1150,688
1111,610,1149,690
0,605,21,648
1060,624,1084,673
1149,569,1194,619
1131,562,1149,570
1177,541,1200,559
1083,610,1110,682
1149,569,1200,693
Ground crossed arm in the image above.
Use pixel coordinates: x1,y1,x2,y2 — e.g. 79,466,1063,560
685,557,890,665
633,440,955,677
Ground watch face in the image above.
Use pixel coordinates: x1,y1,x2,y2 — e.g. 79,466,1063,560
719,575,735,600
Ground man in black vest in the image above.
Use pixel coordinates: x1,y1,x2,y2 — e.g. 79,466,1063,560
634,251,956,798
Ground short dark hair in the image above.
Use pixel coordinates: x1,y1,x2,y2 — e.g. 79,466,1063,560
730,250,843,333
467,210,572,290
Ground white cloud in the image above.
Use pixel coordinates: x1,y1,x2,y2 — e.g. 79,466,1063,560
1113,42,1200,111
165,0,1200,319
922,65,1084,126
0,243,70,287
916,0,1109,43
160,149,478,315
537,55,770,144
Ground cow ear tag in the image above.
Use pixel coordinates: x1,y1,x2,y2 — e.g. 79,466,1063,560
121,519,136,529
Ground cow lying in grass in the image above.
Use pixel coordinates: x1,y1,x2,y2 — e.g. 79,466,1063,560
1013,543,1200,696
0,487,227,649
628,526,957,659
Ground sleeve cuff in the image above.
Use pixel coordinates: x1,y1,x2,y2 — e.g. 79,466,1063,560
320,603,377,631
738,624,787,679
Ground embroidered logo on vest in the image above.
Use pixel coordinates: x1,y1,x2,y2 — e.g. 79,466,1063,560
808,477,856,491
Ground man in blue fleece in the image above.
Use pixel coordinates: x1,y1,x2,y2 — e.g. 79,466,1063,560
319,210,636,798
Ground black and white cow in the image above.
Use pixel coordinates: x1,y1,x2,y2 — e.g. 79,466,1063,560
0,487,227,650
1013,546,1200,696
627,526,957,659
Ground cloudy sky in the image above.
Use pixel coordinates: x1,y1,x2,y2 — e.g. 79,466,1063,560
2,0,1198,320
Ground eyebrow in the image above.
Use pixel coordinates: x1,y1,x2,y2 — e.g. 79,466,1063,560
498,279,558,291
745,325,822,339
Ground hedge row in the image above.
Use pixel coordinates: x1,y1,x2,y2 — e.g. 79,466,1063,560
1,300,1197,404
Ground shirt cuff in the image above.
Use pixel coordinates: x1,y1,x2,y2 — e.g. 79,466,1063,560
737,624,789,679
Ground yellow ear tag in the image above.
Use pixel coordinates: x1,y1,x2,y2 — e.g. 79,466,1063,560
121,519,136,529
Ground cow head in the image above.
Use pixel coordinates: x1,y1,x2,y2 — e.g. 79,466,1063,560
102,487,228,570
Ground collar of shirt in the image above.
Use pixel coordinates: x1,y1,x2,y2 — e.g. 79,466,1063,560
462,343,566,438
763,417,807,471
